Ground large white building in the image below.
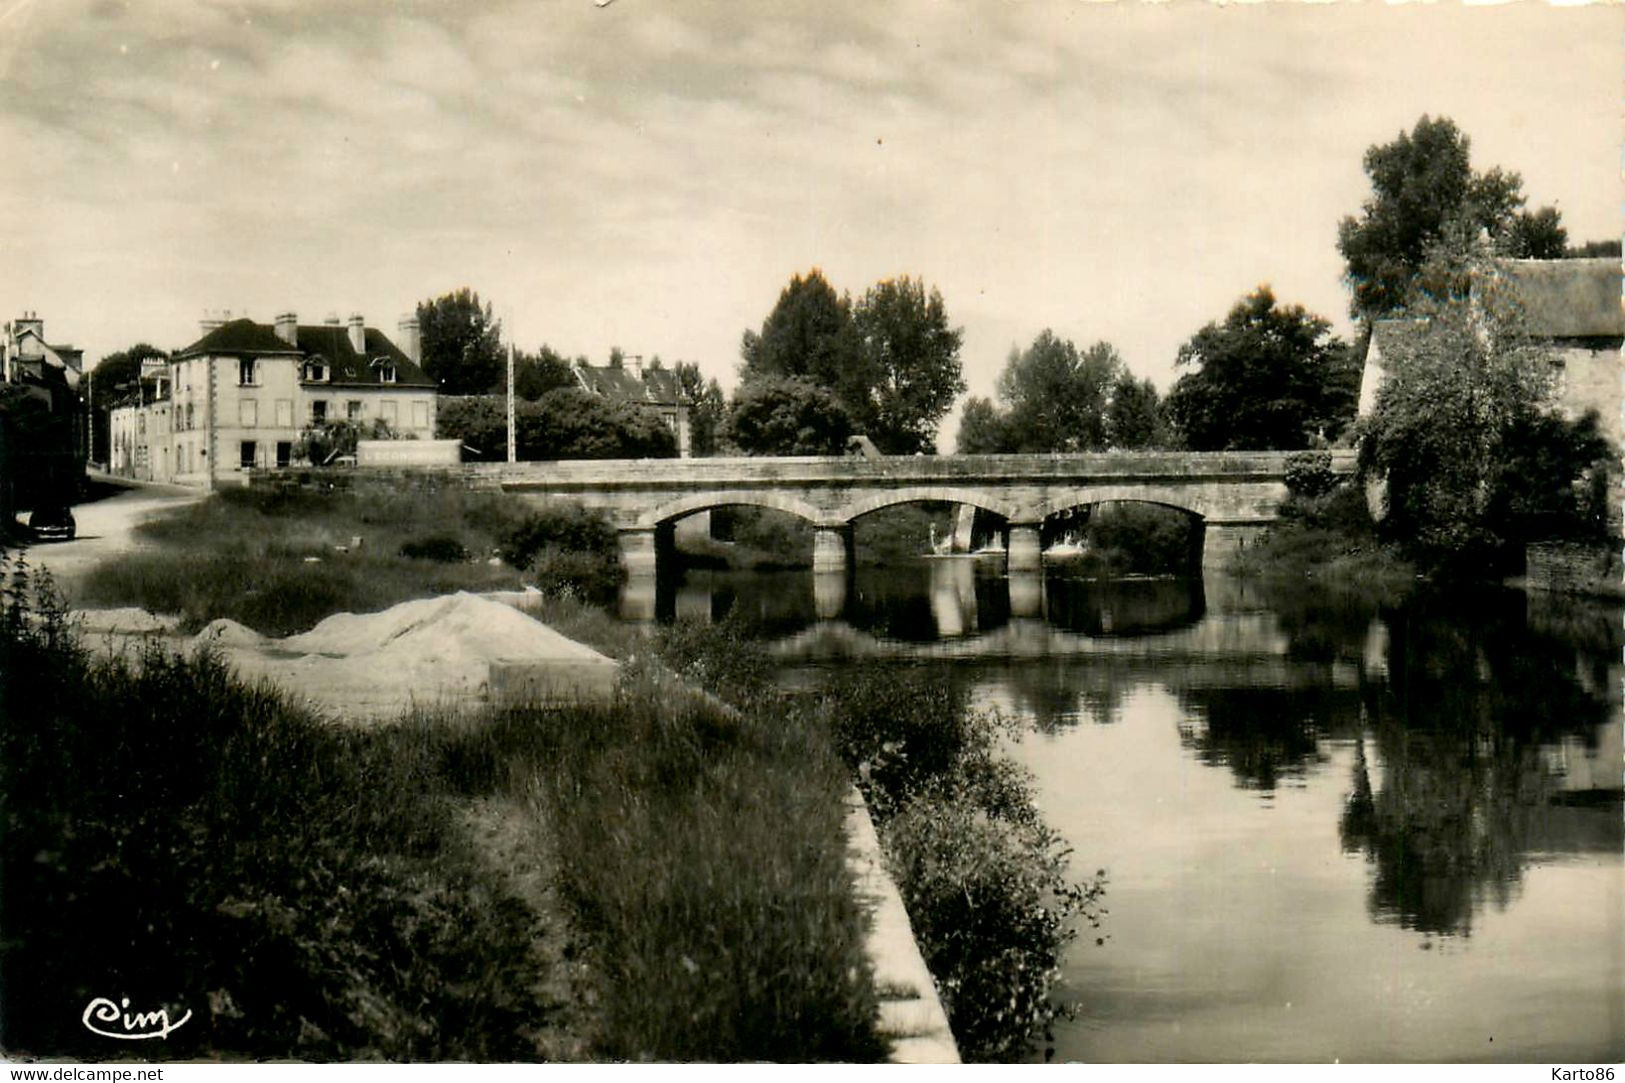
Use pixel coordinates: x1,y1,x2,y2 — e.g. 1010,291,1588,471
111,312,438,487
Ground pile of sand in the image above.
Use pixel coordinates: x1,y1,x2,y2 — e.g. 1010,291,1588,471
190,592,618,723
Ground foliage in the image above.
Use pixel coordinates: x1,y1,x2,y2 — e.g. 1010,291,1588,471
77,485,528,633
726,375,853,456
436,390,676,461
1566,238,1622,259
416,288,505,395
398,534,469,562
739,269,966,454
499,504,623,603
1356,279,1615,572
1164,287,1357,450
959,332,1150,453
673,361,727,457
1283,451,1339,500
513,345,577,401
1337,115,1566,319
0,555,572,1060
852,276,967,453
295,418,395,466
1083,502,1197,576
814,666,1105,1061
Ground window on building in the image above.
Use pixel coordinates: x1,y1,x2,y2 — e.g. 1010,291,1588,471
240,441,256,469
304,358,327,383
185,403,194,430
137,414,146,436
376,360,398,384
240,400,258,428
381,400,398,426
276,441,292,468
239,358,257,386
311,400,328,423
347,400,362,421
275,399,293,428
412,401,428,429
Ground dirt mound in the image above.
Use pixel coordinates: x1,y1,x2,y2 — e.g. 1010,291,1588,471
199,593,618,723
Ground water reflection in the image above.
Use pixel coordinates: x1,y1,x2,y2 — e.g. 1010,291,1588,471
628,564,1623,1058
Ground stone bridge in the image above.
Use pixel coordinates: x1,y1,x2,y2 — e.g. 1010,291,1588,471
475,449,1357,575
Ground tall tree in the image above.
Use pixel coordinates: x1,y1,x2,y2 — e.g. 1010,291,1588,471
852,276,966,453
673,361,726,457
739,270,867,413
1106,373,1166,450
1165,287,1356,451
513,344,576,401
957,333,1129,453
416,288,504,395
1338,115,1566,319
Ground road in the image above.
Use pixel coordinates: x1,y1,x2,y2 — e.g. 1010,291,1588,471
13,474,204,601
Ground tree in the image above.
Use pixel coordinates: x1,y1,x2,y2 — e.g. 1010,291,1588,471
1357,275,1614,571
416,288,504,395
673,361,726,457
1338,115,1566,319
1164,287,1357,451
955,333,1134,454
956,396,1011,454
513,345,576,401
739,269,966,453
435,389,676,461
89,343,167,464
852,276,966,453
1106,373,1166,450
726,375,853,456
739,270,867,413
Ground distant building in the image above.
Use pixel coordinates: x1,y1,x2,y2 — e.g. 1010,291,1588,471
110,311,437,487
572,355,693,457
1358,258,1625,450
1,314,87,518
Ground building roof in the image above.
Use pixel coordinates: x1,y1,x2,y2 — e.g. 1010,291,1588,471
573,363,687,406
1496,258,1625,339
174,318,434,388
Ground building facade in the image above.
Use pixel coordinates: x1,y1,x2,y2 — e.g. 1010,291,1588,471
572,356,693,457
111,312,436,487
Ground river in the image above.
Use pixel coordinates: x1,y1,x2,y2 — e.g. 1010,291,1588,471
625,557,1624,1063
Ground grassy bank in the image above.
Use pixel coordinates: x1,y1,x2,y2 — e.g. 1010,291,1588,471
1229,481,1417,597
1,553,884,1061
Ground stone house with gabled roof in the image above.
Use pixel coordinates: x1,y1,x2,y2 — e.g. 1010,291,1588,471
113,311,437,487
1358,258,1624,450
571,356,693,457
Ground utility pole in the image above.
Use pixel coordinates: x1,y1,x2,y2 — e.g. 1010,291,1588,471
506,313,517,464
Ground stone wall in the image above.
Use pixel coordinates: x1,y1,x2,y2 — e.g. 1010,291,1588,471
1524,540,1624,596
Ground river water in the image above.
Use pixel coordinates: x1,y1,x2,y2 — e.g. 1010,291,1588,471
627,557,1624,1063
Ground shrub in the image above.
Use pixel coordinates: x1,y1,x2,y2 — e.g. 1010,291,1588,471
502,505,619,570
525,547,622,606
1284,450,1338,500
399,535,469,562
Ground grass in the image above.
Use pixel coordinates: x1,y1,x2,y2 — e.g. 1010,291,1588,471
76,485,556,634
2,549,884,1062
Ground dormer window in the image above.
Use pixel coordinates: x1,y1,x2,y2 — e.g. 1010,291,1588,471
372,357,397,384
303,356,328,383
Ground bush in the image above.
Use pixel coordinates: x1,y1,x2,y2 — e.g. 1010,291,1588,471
1284,451,1339,500
502,505,619,571
525,547,623,606
399,535,469,562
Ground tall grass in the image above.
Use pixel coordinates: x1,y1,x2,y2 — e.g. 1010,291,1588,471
2,553,884,1062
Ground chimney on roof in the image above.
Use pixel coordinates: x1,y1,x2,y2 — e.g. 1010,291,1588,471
627,353,643,381
200,310,224,334
396,315,420,364
274,312,298,347
324,313,341,326
347,313,365,353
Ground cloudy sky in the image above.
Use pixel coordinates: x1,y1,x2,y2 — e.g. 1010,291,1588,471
2,0,1619,437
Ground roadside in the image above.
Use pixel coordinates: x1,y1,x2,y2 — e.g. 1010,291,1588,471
17,473,204,600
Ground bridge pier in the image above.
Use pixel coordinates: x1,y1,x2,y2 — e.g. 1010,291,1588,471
1201,522,1267,573
812,525,854,575
618,526,659,576
1006,523,1043,573
1008,569,1044,619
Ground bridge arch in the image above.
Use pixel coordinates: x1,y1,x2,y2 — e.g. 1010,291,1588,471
637,490,828,529
1030,485,1218,523
837,486,1023,525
